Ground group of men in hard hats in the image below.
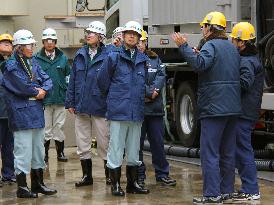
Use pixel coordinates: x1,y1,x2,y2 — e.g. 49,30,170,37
0,19,176,199
0,10,262,204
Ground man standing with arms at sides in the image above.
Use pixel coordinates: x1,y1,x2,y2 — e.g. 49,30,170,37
35,28,71,163
97,21,150,196
65,21,111,187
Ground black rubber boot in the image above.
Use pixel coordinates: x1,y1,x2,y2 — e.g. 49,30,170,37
75,159,93,187
16,172,38,198
31,169,57,195
109,167,125,196
104,160,111,185
55,140,68,162
44,140,50,163
126,166,149,194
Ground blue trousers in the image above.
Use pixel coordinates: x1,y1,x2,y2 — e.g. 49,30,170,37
236,118,259,194
0,119,15,179
200,117,237,197
107,121,142,169
13,128,46,175
138,116,169,180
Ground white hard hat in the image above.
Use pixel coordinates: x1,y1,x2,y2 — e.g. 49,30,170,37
42,28,58,40
13,29,36,46
86,21,106,36
123,21,142,35
113,27,124,36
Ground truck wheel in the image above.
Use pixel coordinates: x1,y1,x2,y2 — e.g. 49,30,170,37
175,82,199,147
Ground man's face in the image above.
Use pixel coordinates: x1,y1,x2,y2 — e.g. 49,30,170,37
201,24,211,38
137,40,147,53
123,31,139,48
43,39,56,52
22,44,35,58
231,38,245,51
0,40,13,56
85,31,100,46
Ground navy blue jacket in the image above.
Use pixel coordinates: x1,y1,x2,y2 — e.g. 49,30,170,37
1,53,53,131
0,55,7,119
144,50,166,116
179,39,241,119
240,55,264,121
97,46,148,121
65,44,109,117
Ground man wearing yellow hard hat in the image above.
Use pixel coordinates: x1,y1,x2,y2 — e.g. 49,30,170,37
137,30,176,187
230,22,263,202
0,33,16,186
172,11,241,204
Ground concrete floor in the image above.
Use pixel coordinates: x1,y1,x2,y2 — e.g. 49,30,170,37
0,148,273,205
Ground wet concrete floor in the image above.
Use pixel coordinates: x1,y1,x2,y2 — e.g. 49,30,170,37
0,147,273,205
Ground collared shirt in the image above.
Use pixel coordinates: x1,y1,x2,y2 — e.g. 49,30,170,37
89,47,97,61
45,50,56,61
123,45,136,63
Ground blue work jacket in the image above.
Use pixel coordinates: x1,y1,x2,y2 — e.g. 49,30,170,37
65,44,109,117
240,55,264,121
1,53,53,131
97,45,148,121
179,39,242,119
144,50,166,116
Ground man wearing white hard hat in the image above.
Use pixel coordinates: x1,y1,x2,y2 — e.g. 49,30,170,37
1,29,57,198
65,21,111,187
112,26,124,47
97,20,150,196
34,28,71,164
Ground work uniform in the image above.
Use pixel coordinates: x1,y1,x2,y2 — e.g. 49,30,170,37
35,48,70,142
137,50,173,183
236,54,264,195
0,55,15,182
65,44,109,161
35,48,70,162
1,53,52,175
97,45,148,169
178,39,241,197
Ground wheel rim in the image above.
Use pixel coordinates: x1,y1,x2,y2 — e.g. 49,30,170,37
180,95,194,135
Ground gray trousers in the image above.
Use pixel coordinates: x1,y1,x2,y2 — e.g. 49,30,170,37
44,105,66,142
107,121,142,169
75,114,109,160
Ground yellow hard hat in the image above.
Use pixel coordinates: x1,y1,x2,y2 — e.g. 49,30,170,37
200,11,226,28
230,22,256,41
140,29,148,41
0,33,13,43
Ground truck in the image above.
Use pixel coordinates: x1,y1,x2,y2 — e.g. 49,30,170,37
103,0,274,148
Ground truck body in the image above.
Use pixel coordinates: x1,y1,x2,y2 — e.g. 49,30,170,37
105,0,274,148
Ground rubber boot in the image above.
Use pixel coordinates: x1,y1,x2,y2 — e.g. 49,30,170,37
44,140,50,163
109,167,125,196
126,166,149,194
31,169,57,195
16,172,38,198
104,160,111,185
75,159,93,187
55,140,68,162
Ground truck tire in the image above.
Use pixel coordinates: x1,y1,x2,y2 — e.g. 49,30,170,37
175,82,199,147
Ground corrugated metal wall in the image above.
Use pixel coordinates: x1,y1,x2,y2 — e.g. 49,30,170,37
149,0,217,25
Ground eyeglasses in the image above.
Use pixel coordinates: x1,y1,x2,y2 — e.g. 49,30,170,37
85,31,97,37
24,44,36,50
44,39,56,44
